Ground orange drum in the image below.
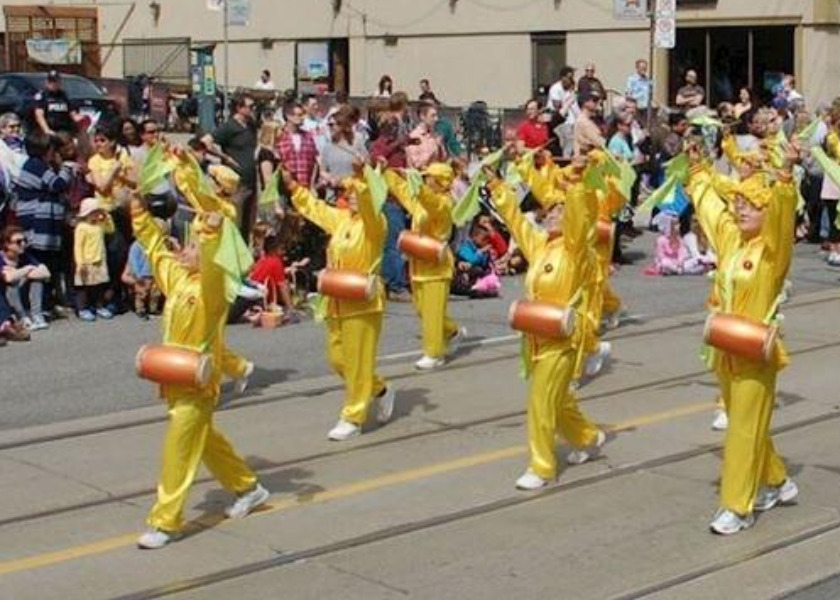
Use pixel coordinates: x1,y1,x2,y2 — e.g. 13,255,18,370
317,269,377,302
596,221,614,244
703,313,777,363
135,345,213,388
397,231,447,264
508,300,576,339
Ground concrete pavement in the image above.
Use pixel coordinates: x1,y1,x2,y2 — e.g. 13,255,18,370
0,286,838,599
1,240,838,431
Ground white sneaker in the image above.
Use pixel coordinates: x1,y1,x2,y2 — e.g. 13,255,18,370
225,483,270,519
447,327,467,356
29,314,49,331
328,419,361,441
238,282,266,300
20,316,33,331
415,355,445,370
709,509,755,535
755,479,799,512
515,470,550,490
567,430,607,465
137,529,174,550
603,311,623,331
584,342,612,377
234,361,255,395
376,385,396,424
711,409,729,431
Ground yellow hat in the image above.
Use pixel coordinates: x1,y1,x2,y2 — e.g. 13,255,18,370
735,178,772,209
208,165,240,195
422,162,455,187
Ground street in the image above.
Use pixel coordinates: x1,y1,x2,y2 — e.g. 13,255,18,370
0,240,839,599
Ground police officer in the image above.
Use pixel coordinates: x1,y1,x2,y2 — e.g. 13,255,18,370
33,70,80,136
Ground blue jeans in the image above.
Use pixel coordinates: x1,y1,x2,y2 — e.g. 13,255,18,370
382,200,408,293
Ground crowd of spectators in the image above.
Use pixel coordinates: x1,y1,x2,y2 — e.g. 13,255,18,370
0,63,835,348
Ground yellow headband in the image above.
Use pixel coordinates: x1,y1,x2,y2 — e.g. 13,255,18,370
208,165,240,195
735,178,772,209
422,162,455,188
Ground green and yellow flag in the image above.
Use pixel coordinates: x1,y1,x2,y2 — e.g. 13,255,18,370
364,165,389,212
214,218,254,303
139,143,175,196
259,170,280,207
452,172,487,227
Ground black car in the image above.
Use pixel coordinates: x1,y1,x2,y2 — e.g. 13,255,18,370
0,72,120,131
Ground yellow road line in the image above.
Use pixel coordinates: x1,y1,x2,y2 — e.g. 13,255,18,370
0,400,714,577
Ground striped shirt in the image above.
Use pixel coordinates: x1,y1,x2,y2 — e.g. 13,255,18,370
13,157,73,252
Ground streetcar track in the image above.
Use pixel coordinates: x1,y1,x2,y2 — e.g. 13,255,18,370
0,327,838,533
109,407,840,600
2,292,836,455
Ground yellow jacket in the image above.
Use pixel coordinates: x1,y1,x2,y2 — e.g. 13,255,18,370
687,164,796,373
826,130,840,159
384,169,454,281
132,205,228,401
74,216,114,266
491,173,596,360
515,156,572,209
292,182,387,319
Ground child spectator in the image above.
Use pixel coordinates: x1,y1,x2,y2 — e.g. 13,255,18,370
250,220,273,260
453,222,500,297
249,233,294,314
683,216,716,274
122,233,162,320
74,198,115,321
650,213,689,275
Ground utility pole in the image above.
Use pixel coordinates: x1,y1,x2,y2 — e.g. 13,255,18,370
647,0,656,127
222,0,230,120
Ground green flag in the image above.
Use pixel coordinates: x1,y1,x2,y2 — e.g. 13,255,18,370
603,151,637,201
797,119,820,142
364,165,388,212
258,170,280,207
406,168,424,199
690,114,723,129
811,146,840,228
665,153,690,182
639,175,678,213
480,149,505,170
583,162,607,193
139,143,175,196
452,172,487,227
214,217,254,303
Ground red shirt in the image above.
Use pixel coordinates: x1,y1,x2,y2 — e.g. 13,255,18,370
251,254,286,303
487,231,508,258
517,120,549,149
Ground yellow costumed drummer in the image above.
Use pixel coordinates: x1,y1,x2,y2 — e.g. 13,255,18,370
171,151,256,395
131,191,268,550
685,141,799,535
515,149,613,385
281,166,396,441
487,157,607,490
384,163,465,370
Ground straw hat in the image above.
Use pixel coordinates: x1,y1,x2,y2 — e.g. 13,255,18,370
78,197,104,218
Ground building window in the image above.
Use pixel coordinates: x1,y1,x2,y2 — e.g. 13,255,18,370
295,39,348,96
668,25,794,107
531,33,566,100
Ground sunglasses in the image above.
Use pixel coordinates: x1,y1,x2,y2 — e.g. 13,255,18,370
10,238,26,246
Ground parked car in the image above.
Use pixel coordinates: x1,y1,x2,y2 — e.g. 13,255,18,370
0,72,121,132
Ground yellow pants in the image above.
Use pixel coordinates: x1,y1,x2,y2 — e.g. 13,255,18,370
602,280,622,317
527,349,601,479
719,367,788,515
412,279,459,358
327,312,387,425
148,396,257,532
220,347,250,379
